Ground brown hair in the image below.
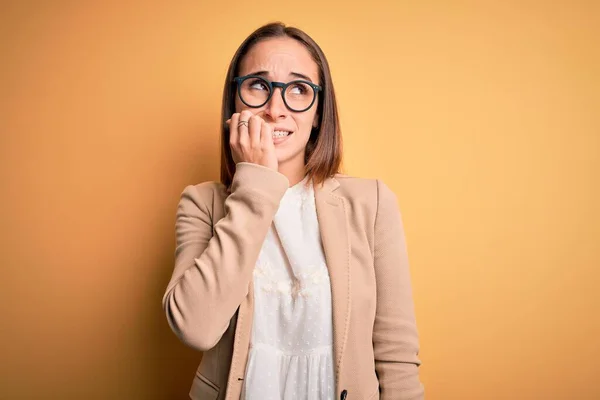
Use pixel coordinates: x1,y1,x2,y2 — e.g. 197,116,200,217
219,22,343,189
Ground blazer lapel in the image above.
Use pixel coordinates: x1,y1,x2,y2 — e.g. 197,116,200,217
314,177,351,388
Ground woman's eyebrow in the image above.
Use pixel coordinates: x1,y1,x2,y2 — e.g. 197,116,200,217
247,70,314,83
289,72,313,82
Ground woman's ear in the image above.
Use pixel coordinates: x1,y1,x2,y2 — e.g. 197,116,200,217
312,113,319,128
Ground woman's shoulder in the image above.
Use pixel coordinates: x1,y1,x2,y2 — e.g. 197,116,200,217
333,173,399,208
334,173,375,189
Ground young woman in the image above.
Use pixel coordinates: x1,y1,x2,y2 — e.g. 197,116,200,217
163,22,424,400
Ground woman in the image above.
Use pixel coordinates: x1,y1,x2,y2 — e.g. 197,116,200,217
163,22,424,400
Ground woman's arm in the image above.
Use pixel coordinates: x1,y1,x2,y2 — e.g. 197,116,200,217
373,179,424,400
162,162,289,351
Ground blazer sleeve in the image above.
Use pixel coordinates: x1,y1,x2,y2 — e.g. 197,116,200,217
373,179,424,399
162,162,289,351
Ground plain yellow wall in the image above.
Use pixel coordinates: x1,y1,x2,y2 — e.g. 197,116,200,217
1,1,598,399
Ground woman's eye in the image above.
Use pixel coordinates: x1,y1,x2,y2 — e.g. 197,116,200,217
250,80,268,90
289,84,307,94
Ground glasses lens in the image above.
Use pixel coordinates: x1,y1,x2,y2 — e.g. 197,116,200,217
239,77,271,107
284,81,315,111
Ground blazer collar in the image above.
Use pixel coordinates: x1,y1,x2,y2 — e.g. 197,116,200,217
314,176,350,393
316,175,341,194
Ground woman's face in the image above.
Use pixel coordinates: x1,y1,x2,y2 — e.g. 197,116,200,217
235,37,320,172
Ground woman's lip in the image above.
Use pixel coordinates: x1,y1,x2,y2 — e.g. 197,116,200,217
272,132,292,144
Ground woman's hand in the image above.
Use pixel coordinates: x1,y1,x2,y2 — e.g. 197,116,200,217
226,110,278,172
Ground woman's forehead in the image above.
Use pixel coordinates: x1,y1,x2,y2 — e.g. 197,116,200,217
239,38,319,83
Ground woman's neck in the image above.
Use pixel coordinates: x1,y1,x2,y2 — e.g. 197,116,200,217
277,159,307,187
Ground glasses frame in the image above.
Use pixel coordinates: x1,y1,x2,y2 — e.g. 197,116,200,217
233,74,322,113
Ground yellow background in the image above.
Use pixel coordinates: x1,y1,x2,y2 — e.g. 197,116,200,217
1,1,598,399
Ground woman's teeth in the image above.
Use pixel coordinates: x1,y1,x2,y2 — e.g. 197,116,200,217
273,130,291,138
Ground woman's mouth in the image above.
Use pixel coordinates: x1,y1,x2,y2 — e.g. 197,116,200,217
272,130,292,144
273,130,291,138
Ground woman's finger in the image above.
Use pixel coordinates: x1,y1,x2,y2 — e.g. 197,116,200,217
229,113,240,148
249,115,262,150
238,110,253,150
260,119,274,149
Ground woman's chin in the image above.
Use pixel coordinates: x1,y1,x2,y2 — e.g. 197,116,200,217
276,149,306,168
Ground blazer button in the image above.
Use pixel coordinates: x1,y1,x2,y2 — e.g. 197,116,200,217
340,389,347,400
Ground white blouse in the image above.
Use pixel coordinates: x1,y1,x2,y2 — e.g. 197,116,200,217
241,177,336,400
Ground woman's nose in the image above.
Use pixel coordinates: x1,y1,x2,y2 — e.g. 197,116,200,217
265,87,287,118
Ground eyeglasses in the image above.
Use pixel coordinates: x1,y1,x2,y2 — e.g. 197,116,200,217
233,75,322,113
